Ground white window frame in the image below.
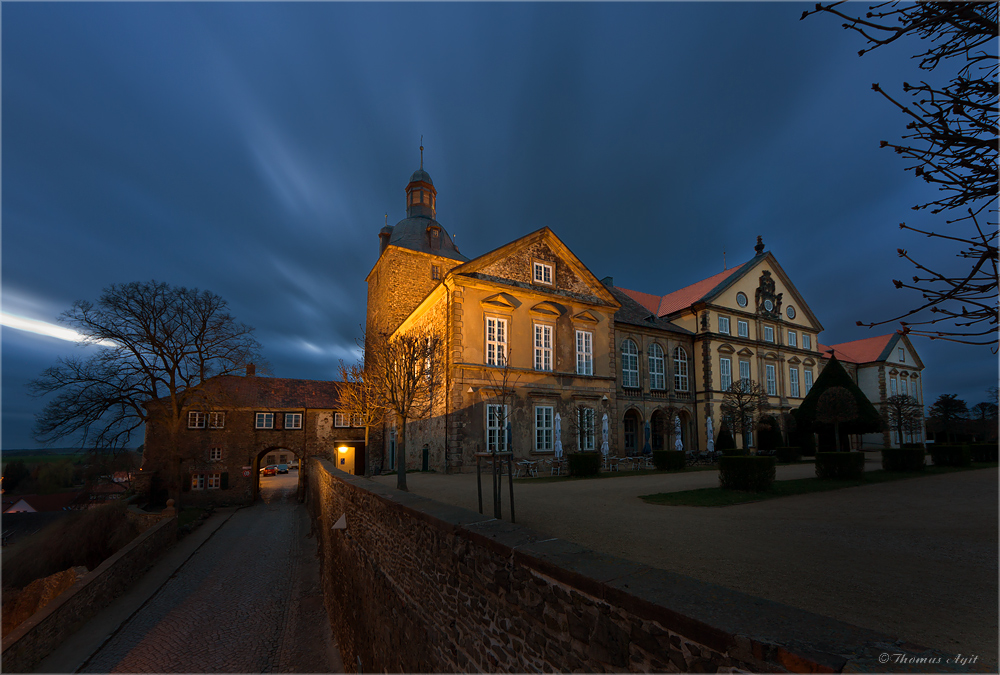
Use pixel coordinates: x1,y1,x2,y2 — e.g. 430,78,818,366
576,330,593,376
718,316,730,335
191,473,205,490
255,412,274,429
890,378,898,397
533,262,553,285
901,379,908,397
899,346,905,363
739,360,751,383
577,407,596,452
208,412,225,429
284,413,302,429
763,325,775,343
737,320,749,338
790,367,800,398
209,447,223,461
621,339,639,388
803,334,812,350
720,357,732,391
334,412,348,428
804,369,813,394
485,316,507,367
648,343,665,390
765,364,776,396
351,414,363,427
673,347,689,392
188,411,206,429
788,331,797,348
534,323,553,371
535,406,554,452
486,404,508,453
207,473,221,490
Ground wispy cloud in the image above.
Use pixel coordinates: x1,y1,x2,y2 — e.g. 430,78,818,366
1,312,115,347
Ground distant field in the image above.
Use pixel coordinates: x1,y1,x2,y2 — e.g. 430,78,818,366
3,453,86,465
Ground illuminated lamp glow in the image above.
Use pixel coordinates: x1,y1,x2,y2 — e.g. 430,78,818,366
338,446,350,454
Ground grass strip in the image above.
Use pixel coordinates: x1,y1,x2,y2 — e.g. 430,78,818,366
639,462,998,507
515,465,720,483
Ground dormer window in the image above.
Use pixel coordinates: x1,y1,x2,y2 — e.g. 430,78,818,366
533,262,553,285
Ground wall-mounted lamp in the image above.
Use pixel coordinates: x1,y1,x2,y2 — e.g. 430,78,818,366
467,386,475,394
602,394,609,402
338,446,350,454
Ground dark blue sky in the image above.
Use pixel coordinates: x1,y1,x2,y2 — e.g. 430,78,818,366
3,3,994,449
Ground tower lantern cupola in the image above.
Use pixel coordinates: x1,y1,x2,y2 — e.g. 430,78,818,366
405,143,437,219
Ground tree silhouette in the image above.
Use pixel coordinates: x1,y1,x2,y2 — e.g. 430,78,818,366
817,387,859,452
803,2,998,346
883,394,924,446
927,393,968,443
720,379,770,450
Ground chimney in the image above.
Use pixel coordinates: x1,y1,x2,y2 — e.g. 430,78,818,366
600,276,614,287
246,363,256,377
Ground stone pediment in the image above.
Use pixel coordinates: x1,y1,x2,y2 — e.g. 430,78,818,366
718,343,736,354
762,351,779,360
737,347,754,357
530,301,564,317
573,310,600,324
803,357,816,366
481,293,518,310
788,356,801,365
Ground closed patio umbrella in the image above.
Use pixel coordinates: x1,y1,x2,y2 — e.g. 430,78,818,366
554,412,563,459
601,413,609,456
642,421,652,455
706,417,715,453
674,416,684,452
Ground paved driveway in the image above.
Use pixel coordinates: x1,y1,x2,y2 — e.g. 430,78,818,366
373,462,999,669
81,470,340,673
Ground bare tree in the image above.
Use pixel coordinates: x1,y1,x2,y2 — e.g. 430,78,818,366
970,400,998,442
365,328,442,491
720,379,771,450
30,281,263,501
883,394,924,446
817,387,859,451
482,349,521,518
803,2,998,346
338,344,387,478
927,393,968,443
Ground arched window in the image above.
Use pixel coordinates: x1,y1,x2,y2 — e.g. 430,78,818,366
673,347,689,392
621,339,639,388
649,343,665,390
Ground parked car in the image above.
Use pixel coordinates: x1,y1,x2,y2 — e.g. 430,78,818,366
277,464,289,474
260,465,278,476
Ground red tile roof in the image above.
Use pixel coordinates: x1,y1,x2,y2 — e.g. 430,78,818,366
147,375,347,409
617,287,662,314
617,264,746,319
819,333,898,364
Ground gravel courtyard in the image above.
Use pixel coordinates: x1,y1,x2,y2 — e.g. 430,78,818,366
373,461,998,669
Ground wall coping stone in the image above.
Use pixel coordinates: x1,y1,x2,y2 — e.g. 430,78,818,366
317,460,980,673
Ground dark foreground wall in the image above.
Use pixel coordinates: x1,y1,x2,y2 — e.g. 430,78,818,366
308,459,950,673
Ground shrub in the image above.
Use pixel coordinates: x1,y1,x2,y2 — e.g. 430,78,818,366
815,452,865,480
568,453,601,477
881,447,925,472
652,450,685,471
757,415,783,451
775,447,802,463
970,443,998,462
930,445,972,467
722,447,749,456
719,456,776,491
715,421,736,452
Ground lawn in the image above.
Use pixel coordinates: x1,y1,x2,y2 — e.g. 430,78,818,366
640,462,999,506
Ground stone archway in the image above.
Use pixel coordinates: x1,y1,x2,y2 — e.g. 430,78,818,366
651,409,669,452
622,409,643,456
253,446,304,503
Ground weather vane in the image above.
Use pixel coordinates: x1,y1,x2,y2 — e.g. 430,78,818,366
420,135,424,170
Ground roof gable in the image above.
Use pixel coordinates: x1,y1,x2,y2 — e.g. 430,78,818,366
820,332,922,367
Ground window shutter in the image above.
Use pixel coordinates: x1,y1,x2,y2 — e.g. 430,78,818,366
221,472,229,490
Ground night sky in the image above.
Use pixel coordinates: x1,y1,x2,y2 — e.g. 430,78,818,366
3,3,995,450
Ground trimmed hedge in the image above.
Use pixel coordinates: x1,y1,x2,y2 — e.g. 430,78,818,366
970,443,998,462
815,452,865,480
652,450,685,471
722,447,750,456
881,447,925,472
719,456,776,491
568,453,601,477
775,447,801,463
929,445,972,467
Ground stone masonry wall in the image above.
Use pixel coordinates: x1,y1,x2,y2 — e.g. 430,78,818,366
308,459,924,673
1,515,177,674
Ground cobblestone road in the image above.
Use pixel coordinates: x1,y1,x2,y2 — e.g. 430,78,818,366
82,471,341,673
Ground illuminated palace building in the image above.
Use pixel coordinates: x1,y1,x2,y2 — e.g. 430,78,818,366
364,163,925,474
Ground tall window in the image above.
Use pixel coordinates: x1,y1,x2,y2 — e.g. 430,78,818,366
208,412,225,429
718,316,730,335
207,473,221,489
764,326,775,343
533,262,553,284
534,324,553,371
765,364,776,396
577,407,595,452
803,334,812,350
188,412,206,429
486,404,508,453
673,347,689,391
890,378,898,396
788,331,797,347
898,347,905,362
285,413,303,430
804,369,813,394
486,317,507,366
210,447,223,461
789,368,800,398
739,360,751,384
431,265,440,280
649,343,665,390
737,320,749,338
624,415,638,453
720,357,732,391
576,330,593,376
901,379,908,396
191,474,205,490
535,406,553,452
255,412,274,429
621,339,639,388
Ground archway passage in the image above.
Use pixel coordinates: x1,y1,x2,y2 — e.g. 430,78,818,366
623,409,642,456
651,410,668,451
254,447,303,504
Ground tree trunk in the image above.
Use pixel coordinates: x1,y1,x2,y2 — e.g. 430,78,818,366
834,422,841,452
397,415,408,491
364,425,372,478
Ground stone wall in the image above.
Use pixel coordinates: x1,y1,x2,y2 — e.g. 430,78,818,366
1,515,177,674
308,459,929,673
